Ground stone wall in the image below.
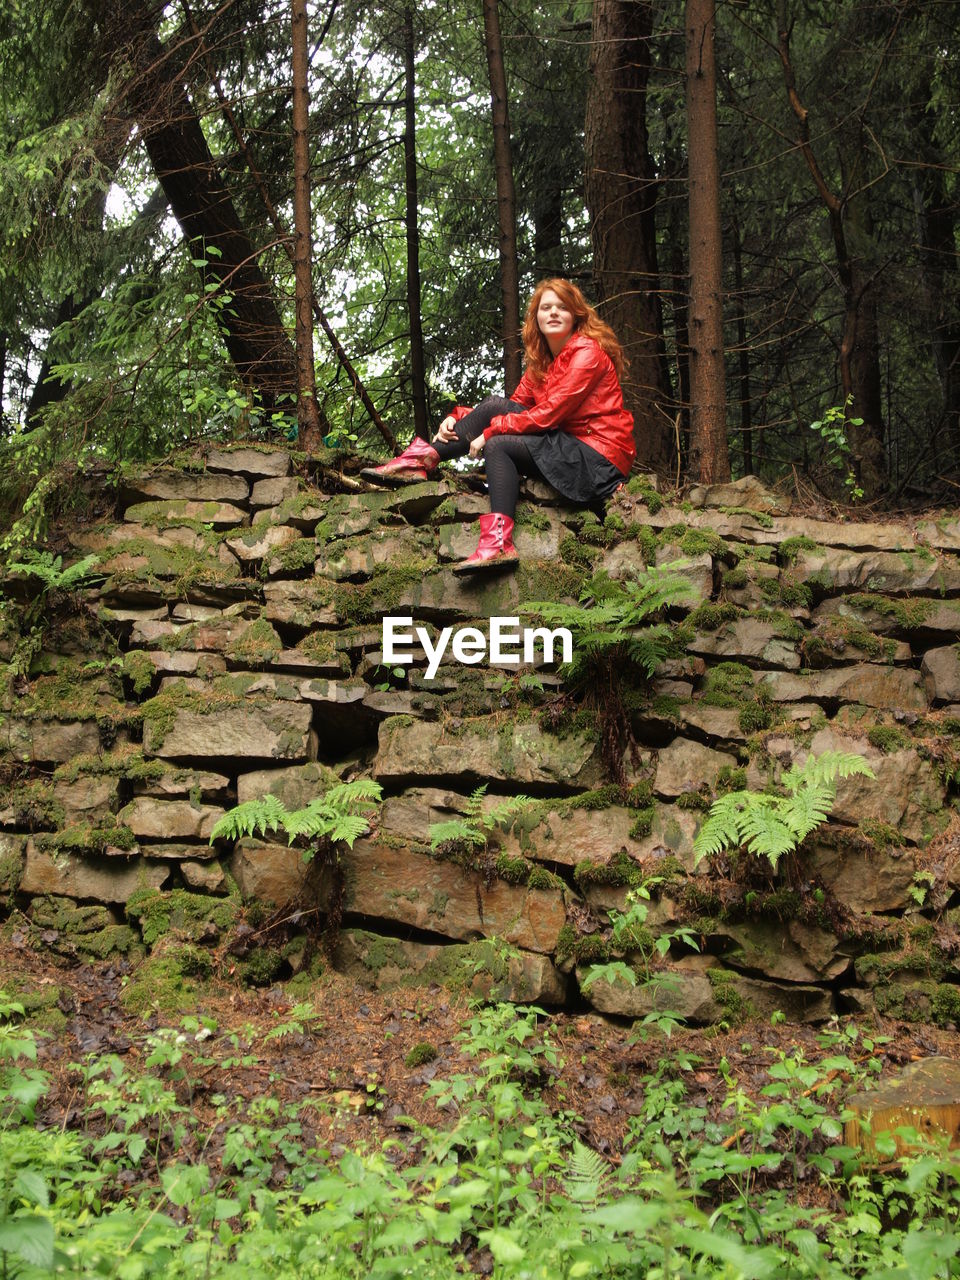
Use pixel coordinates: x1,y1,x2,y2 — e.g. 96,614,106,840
1,444,959,1025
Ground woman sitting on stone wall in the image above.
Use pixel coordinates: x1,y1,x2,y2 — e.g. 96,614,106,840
362,278,635,573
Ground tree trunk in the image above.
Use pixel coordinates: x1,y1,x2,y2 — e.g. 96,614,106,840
109,7,300,414
481,0,522,393
533,184,564,280
403,5,429,440
732,225,752,475
291,0,322,452
684,0,730,484
775,1,886,499
585,0,673,471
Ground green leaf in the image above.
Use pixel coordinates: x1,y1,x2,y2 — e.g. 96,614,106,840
478,1228,525,1263
0,1216,55,1268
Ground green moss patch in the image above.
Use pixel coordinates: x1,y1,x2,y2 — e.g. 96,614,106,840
125,888,240,946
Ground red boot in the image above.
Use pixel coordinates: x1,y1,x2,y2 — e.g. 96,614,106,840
361,436,440,486
453,513,519,574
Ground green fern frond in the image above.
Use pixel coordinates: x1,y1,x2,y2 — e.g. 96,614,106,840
210,782,382,848
564,1140,609,1206
429,819,486,850
209,794,288,842
690,794,749,858
693,750,873,871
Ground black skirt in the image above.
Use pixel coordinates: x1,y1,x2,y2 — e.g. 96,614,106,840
523,429,626,503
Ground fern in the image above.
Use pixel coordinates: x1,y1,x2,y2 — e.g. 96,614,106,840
428,785,533,853
693,751,875,870
564,1140,610,1207
210,780,382,857
525,563,694,684
5,550,102,593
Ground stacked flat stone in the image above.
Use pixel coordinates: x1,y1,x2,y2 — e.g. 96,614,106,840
1,447,959,1023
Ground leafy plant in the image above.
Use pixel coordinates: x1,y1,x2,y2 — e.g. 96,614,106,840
810,397,866,502
428,784,533,854
693,751,875,870
525,565,695,783
209,780,382,860
580,880,700,1037
4,548,102,594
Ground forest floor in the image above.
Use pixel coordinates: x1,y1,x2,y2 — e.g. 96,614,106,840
6,933,960,1173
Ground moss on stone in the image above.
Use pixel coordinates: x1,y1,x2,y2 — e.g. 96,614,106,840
37,822,136,856
688,601,742,632
120,943,212,1016
780,535,819,563
738,699,774,734
677,528,732,560
676,790,710,811
721,566,748,590
574,848,642,889
270,537,317,574
931,984,960,1028
573,932,611,965
857,819,900,849
125,887,239,946
625,476,663,513
53,748,165,785
495,852,532,885
847,593,933,630
8,779,65,831
703,661,755,700
75,924,142,961
557,532,602,570
358,933,411,975
867,725,909,754
718,506,774,529
404,1041,439,1068
229,616,284,664
706,968,753,1023
629,807,655,840
759,575,812,609
122,650,156,697
332,562,431,625
716,766,747,794
527,865,565,890
241,947,285,987
518,560,587,603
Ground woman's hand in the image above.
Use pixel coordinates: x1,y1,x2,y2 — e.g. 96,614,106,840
468,434,485,459
433,415,458,443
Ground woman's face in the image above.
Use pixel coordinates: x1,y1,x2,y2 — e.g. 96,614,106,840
536,289,575,348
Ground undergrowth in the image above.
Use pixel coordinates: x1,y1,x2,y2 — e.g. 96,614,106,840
1,996,958,1277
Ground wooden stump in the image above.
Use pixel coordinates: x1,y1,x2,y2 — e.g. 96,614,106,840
845,1057,960,1158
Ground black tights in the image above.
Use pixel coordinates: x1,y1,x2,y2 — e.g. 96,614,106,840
431,396,543,519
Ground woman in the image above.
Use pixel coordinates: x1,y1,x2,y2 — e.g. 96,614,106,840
363,278,635,572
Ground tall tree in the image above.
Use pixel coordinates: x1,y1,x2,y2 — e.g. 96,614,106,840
684,0,730,483
482,0,522,392
95,3,300,413
291,0,322,450
403,4,429,440
585,0,673,471
776,1,886,499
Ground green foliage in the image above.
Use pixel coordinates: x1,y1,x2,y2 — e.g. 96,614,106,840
1,995,959,1277
694,751,876,870
580,879,699,1002
809,398,866,502
525,564,695,686
428,785,533,856
210,781,382,859
4,549,102,593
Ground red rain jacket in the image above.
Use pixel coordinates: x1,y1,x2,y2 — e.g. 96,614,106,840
454,334,635,475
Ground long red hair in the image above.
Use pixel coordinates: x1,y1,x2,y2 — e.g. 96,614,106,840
520,278,627,383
